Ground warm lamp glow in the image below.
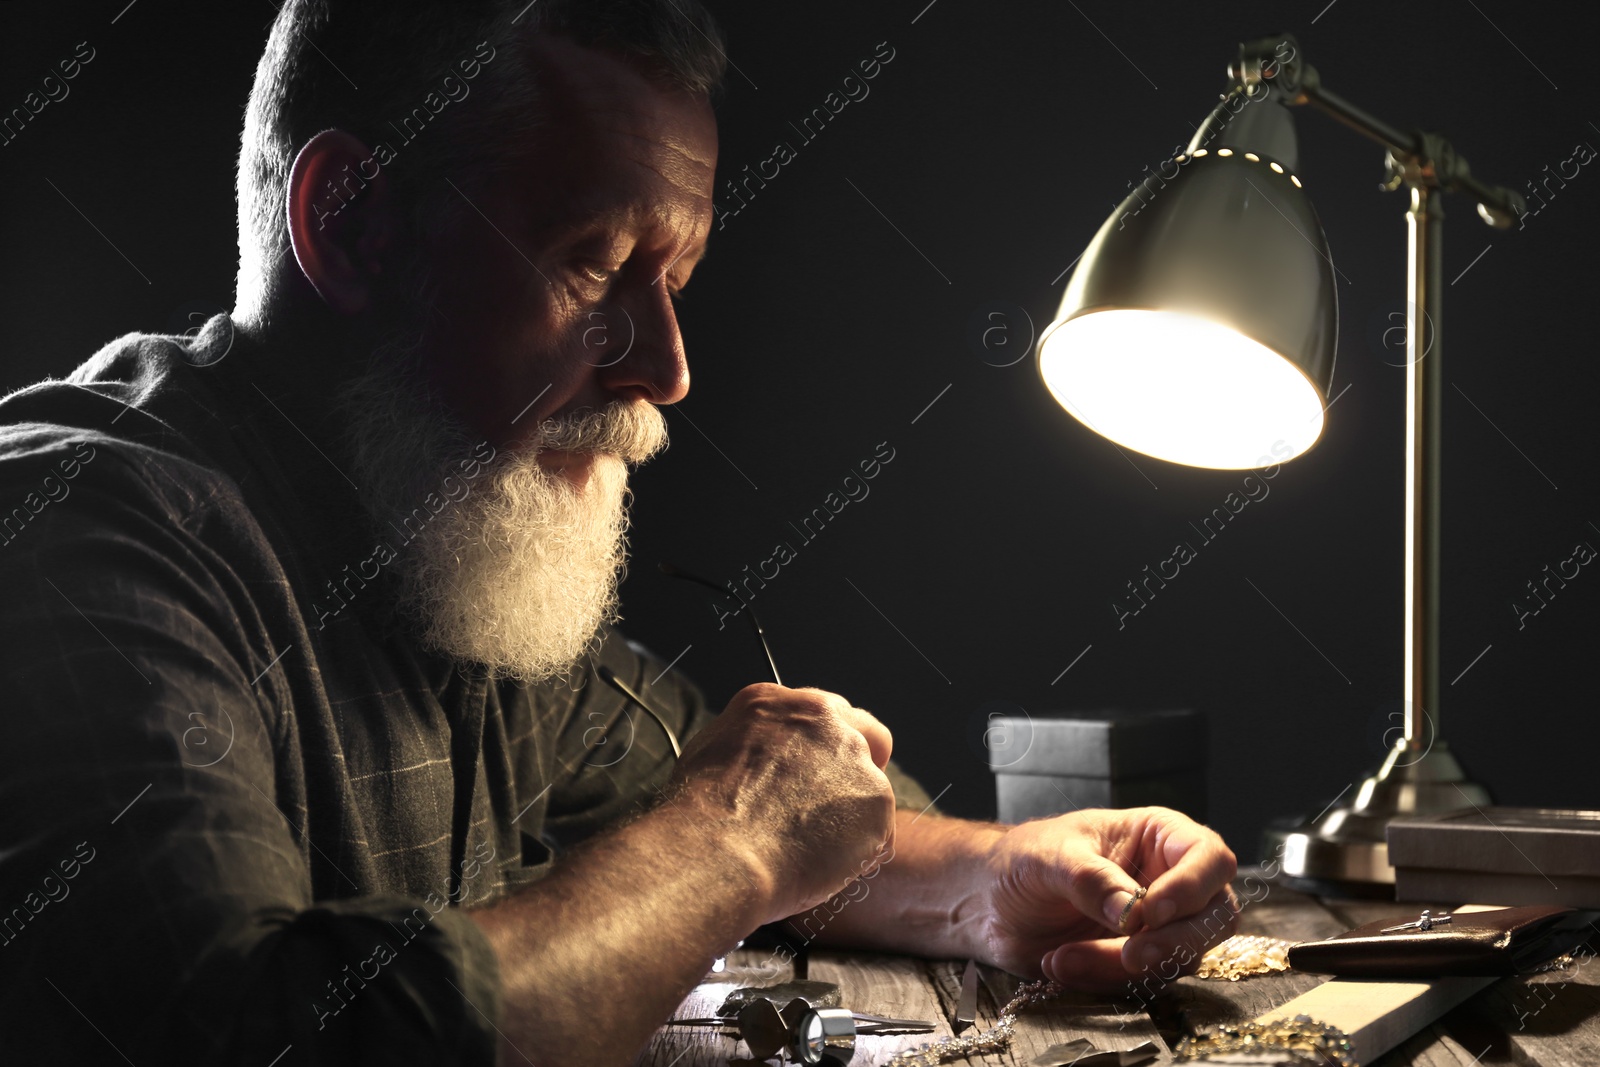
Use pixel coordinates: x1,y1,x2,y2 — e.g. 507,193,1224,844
1037,309,1326,469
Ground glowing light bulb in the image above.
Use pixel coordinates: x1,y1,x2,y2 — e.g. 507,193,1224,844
1037,309,1326,469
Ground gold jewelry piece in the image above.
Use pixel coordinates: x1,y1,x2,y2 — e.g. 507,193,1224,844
1117,886,1147,933
885,978,1062,1066
1175,1013,1356,1066
1194,934,1298,980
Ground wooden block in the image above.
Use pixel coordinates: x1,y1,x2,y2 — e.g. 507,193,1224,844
1254,974,1501,1064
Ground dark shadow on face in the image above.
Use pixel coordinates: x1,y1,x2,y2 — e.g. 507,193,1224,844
420,33,719,460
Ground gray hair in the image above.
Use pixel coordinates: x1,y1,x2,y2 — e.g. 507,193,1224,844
233,0,726,328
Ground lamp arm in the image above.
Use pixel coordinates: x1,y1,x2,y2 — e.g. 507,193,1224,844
1292,68,1416,156
1232,35,1526,226
1298,69,1526,225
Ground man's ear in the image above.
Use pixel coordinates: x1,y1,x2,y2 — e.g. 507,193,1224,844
286,129,396,317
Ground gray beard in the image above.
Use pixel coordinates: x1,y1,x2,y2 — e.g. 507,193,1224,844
334,328,668,685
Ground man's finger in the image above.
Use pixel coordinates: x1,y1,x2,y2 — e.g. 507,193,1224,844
1136,811,1237,928
1040,938,1139,992
1037,845,1148,936
774,686,894,769
1121,886,1239,977
832,702,893,770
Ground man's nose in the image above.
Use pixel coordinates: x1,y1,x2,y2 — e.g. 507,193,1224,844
593,281,689,406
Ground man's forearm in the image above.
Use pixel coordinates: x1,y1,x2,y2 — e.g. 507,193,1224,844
786,810,1007,961
467,796,774,1066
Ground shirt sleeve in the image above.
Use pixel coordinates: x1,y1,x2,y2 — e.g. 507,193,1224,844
0,431,501,1066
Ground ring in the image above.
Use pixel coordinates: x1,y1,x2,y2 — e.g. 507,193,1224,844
1118,886,1147,932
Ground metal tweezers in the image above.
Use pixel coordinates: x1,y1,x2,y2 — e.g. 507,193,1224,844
954,958,979,1034
666,1010,936,1034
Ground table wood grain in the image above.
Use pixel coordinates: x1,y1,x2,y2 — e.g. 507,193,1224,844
635,877,1600,1065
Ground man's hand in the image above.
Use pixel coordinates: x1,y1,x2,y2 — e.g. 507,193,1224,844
469,682,895,1067
975,807,1238,989
667,682,897,923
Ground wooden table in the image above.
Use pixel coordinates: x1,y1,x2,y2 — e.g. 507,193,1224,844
637,873,1599,1065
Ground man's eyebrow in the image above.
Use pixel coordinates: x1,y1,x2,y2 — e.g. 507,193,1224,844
544,212,631,251
656,240,708,286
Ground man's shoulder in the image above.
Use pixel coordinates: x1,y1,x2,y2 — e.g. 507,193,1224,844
0,321,249,540
7,319,181,421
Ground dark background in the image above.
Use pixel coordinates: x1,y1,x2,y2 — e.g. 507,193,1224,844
3,1,1596,860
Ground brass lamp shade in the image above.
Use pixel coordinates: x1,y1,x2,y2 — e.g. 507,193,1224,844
1037,88,1338,470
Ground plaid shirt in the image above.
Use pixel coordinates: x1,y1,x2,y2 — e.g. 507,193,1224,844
0,315,934,1065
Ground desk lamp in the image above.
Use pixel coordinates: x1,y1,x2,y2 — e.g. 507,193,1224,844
1037,33,1524,889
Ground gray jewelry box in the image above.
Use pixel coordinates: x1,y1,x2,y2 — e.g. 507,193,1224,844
985,708,1208,823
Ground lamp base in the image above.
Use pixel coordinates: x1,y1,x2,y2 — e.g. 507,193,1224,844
1261,739,1490,895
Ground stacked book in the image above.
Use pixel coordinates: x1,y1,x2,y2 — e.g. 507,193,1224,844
1388,807,1600,909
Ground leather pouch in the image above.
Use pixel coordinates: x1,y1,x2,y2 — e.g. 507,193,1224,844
1288,905,1594,977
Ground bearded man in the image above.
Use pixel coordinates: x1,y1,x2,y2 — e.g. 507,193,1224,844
0,1,1239,1064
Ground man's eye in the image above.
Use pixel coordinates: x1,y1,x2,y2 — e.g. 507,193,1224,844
578,263,617,285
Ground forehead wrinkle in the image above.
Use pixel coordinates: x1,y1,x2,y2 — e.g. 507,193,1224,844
546,140,713,256
517,40,716,259
570,107,716,186
552,171,702,243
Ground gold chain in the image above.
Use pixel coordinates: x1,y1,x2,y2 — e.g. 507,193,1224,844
1176,1013,1357,1065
